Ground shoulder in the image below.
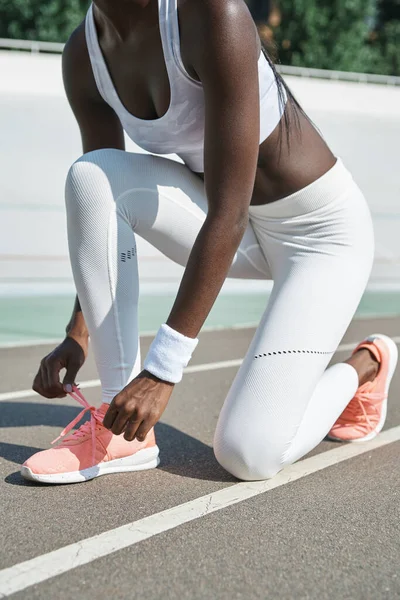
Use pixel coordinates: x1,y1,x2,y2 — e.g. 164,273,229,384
62,21,124,151
179,0,259,68
179,0,257,40
179,0,259,79
180,0,252,24
62,20,101,105
62,21,87,77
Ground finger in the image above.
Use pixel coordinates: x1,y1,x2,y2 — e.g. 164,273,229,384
40,361,50,391
134,418,154,443
103,402,119,430
110,408,133,436
32,369,47,397
38,362,55,398
45,360,65,398
62,360,81,394
124,417,143,442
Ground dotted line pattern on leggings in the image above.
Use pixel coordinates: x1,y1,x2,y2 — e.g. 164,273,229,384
254,349,335,360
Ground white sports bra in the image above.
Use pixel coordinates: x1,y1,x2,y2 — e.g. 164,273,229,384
85,0,286,173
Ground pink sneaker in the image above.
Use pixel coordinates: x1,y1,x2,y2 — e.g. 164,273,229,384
328,334,398,443
21,387,160,484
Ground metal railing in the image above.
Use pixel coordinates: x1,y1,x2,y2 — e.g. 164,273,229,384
277,64,400,86
0,37,64,53
1,37,400,86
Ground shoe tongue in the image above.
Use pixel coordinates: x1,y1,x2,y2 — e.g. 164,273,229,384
356,379,375,395
95,403,110,419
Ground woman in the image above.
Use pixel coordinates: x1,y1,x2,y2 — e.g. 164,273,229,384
22,0,397,484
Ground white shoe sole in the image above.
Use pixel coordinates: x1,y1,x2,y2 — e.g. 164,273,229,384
328,334,398,443
21,445,160,484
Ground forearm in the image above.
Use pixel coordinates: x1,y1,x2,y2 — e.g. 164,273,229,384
66,295,89,340
167,215,247,338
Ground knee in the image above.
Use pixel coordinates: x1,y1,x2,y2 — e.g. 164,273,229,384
65,149,122,213
213,431,282,482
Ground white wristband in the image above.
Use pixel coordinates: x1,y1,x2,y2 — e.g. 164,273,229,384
143,324,199,383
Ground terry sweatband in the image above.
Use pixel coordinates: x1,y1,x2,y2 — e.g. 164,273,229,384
143,323,199,383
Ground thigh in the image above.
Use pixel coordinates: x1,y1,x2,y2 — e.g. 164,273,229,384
95,150,272,280
214,187,374,478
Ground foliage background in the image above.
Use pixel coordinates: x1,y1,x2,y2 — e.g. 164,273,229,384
0,0,399,75
266,0,400,75
0,0,89,42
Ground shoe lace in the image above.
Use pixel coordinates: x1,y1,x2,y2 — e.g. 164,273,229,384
51,386,101,466
339,391,384,429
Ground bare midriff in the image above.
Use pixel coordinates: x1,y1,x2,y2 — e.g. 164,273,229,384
196,101,335,206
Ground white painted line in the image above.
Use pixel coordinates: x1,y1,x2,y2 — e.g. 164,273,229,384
0,363,242,402
1,425,399,597
0,379,102,402
1,337,400,403
0,338,62,349
186,358,242,374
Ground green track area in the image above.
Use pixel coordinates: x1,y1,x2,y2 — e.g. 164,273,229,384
1,289,400,346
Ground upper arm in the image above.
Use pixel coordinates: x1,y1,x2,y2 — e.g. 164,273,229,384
62,23,125,154
182,0,260,219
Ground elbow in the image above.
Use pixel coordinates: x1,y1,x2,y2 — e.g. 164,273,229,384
235,209,250,233
228,211,249,246
207,208,249,244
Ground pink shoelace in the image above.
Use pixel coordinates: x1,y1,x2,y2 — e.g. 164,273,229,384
51,386,101,466
338,390,385,431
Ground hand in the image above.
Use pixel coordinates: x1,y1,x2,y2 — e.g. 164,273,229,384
32,335,88,398
103,370,174,441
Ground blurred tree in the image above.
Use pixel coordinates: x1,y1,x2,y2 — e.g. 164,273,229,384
0,0,89,42
246,0,271,22
378,0,400,22
271,0,379,73
369,0,400,74
0,0,398,75
245,0,279,59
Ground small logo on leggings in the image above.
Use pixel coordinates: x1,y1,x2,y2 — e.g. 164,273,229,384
121,247,137,263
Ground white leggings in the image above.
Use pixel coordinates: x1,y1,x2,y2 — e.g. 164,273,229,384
65,150,374,480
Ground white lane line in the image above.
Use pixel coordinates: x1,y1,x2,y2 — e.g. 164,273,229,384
1,425,400,597
0,379,102,402
1,337,400,403
0,361,242,402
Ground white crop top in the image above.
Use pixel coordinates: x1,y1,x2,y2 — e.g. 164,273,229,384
85,0,286,173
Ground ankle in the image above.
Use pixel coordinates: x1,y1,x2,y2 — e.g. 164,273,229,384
363,348,380,381
346,348,380,386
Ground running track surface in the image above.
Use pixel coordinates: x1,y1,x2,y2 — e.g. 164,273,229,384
0,317,399,599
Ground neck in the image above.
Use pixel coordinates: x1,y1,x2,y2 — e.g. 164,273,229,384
93,0,155,39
